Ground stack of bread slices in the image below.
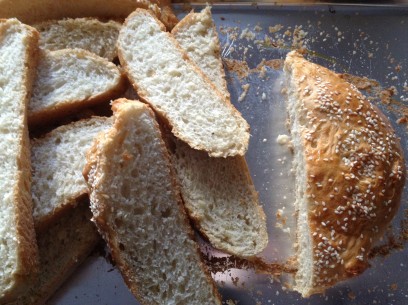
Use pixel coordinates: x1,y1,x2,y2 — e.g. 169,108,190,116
0,3,268,304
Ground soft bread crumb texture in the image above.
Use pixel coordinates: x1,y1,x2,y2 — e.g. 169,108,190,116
284,51,405,297
34,18,121,61
171,137,268,257
117,9,249,157
0,18,39,301
172,6,229,99
31,117,112,230
29,48,124,124
84,99,221,305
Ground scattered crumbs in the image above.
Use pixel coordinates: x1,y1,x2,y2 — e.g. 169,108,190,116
254,24,263,32
390,283,398,291
262,138,268,142
226,299,238,305
238,84,250,102
269,24,283,33
224,58,250,79
380,86,398,105
348,291,356,300
240,28,256,41
262,92,267,101
276,134,291,145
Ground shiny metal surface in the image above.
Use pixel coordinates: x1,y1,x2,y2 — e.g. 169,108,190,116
50,4,408,305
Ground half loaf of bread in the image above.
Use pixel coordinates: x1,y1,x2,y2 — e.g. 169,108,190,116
31,116,112,232
29,48,126,127
84,98,222,305
284,51,405,297
34,18,121,61
117,8,249,157
169,6,268,257
0,18,39,302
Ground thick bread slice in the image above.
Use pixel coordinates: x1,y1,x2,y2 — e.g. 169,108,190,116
34,18,121,61
117,9,249,157
169,137,268,257
8,200,100,305
169,7,268,257
29,48,126,127
0,18,39,302
83,98,222,305
0,0,178,30
172,6,229,100
284,51,406,297
31,116,112,232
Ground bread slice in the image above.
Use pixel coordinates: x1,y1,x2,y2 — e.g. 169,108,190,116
0,18,39,302
284,51,406,297
169,7,268,257
8,199,100,305
117,9,249,157
172,6,229,100
34,18,121,61
31,116,112,232
0,0,178,30
29,48,126,127
83,98,222,305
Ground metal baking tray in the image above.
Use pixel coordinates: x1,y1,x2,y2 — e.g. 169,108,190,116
49,3,408,305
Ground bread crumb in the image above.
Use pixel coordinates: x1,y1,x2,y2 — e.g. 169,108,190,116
261,92,267,101
269,24,283,33
276,134,291,145
238,84,250,102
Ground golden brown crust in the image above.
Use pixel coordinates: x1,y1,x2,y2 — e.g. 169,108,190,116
117,9,250,157
83,98,221,304
284,51,405,295
0,0,178,30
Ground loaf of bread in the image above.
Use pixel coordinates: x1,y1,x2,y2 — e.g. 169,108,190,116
0,18,39,302
8,200,100,305
34,18,121,61
29,48,125,127
31,116,112,232
117,9,249,157
170,7,268,257
284,51,405,296
84,98,222,305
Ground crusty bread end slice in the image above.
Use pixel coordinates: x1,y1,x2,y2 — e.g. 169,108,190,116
84,98,222,305
117,9,249,157
0,18,39,302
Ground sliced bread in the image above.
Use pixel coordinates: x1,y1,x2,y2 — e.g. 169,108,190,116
172,6,229,100
83,98,222,305
31,116,112,232
284,51,406,296
117,9,249,157
34,18,121,61
8,199,100,305
0,18,39,302
29,48,126,127
169,7,268,257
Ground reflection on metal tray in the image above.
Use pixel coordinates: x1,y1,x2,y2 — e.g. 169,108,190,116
49,4,408,305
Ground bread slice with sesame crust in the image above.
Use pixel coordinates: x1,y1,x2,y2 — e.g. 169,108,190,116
117,8,249,158
83,98,222,305
0,18,39,303
284,51,405,297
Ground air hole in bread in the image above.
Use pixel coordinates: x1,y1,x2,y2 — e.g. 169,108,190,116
119,242,125,251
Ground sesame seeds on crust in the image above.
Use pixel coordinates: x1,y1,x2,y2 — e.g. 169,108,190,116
285,51,405,292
